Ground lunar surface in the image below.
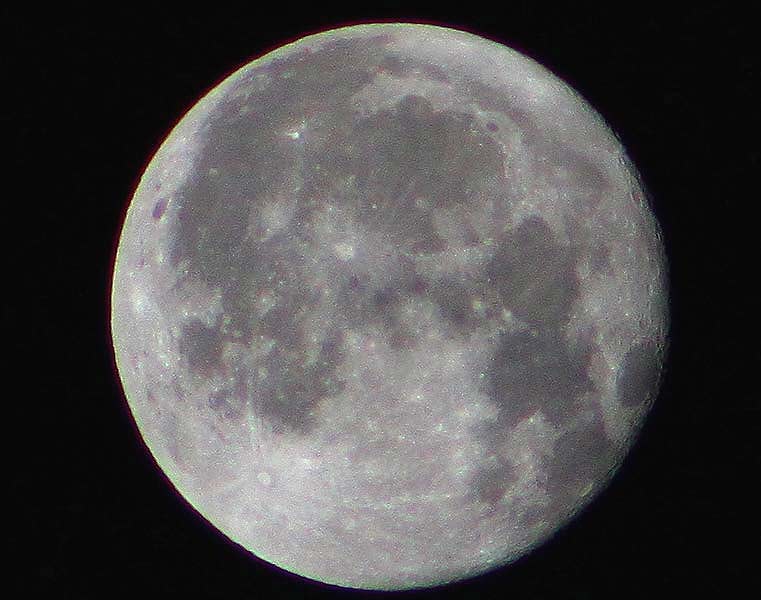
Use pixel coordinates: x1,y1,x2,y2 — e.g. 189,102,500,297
111,23,668,590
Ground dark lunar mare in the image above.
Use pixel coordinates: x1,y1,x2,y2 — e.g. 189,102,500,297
168,41,508,435
166,39,615,514
466,217,609,509
541,416,617,523
616,340,662,408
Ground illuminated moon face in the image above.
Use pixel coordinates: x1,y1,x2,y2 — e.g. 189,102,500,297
111,23,668,590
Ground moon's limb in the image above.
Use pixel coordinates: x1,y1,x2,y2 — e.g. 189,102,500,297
111,23,668,590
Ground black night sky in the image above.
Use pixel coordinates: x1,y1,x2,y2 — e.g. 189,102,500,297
9,4,758,598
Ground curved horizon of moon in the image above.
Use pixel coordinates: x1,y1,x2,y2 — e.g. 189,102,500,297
111,23,668,590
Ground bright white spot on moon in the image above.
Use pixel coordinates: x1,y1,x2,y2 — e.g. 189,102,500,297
334,243,355,260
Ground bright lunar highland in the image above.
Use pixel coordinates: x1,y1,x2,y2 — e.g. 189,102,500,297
111,23,669,590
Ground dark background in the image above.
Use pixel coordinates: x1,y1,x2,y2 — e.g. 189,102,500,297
9,3,758,598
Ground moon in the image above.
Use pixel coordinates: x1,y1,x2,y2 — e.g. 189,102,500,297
111,23,668,590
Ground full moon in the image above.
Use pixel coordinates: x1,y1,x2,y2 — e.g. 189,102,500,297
111,23,668,590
